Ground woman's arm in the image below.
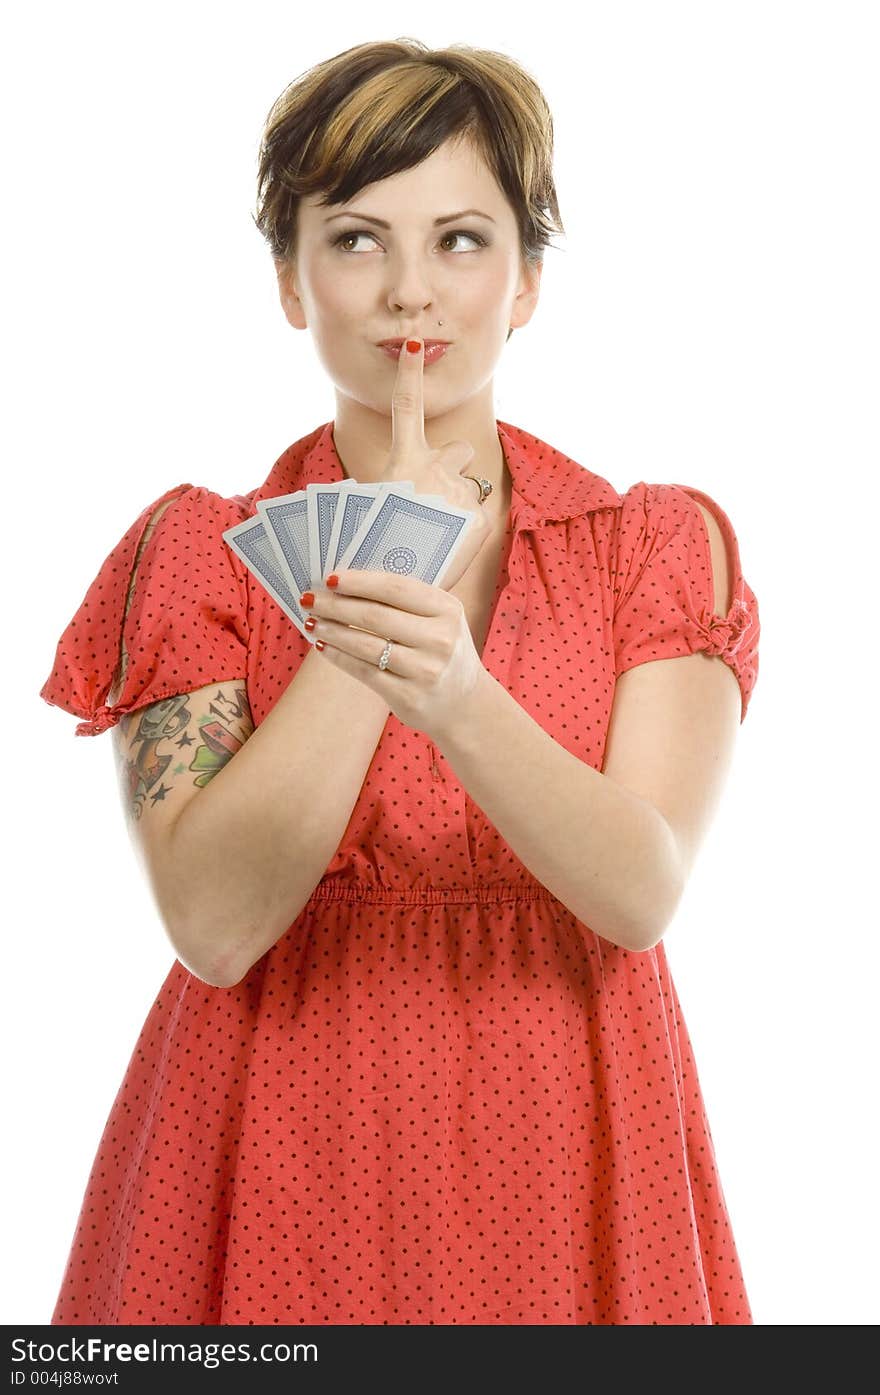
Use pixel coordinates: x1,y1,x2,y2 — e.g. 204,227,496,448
430,645,741,953
123,648,391,988
428,500,742,951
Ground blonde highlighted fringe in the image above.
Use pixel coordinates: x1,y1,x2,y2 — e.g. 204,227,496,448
253,37,564,270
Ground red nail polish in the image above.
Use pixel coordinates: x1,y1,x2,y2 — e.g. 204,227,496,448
300,591,315,607
315,640,325,650
326,574,339,588
304,616,317,631
406,340,421,354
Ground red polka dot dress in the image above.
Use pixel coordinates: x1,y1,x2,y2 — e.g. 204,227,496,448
40,421,760,1325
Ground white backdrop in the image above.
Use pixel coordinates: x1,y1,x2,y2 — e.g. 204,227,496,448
5,0,878,1327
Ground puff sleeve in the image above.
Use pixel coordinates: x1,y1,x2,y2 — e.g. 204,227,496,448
39,483,250,737
611,481,760,722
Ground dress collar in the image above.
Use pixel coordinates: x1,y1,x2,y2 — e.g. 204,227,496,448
252,419,621,530
494,420,621,527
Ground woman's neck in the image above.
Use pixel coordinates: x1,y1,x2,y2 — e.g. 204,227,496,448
330,388,508,504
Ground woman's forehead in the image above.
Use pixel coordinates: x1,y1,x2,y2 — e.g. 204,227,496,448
300,140,506,222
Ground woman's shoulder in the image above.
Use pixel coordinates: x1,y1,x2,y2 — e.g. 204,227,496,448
144,480,254,527
500,421,732,536
504,422,748,528
39,479,256,737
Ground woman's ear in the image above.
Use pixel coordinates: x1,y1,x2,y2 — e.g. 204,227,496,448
274,257,308,330
509,257,543,335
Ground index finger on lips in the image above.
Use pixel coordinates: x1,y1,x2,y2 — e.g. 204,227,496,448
390,337,426,463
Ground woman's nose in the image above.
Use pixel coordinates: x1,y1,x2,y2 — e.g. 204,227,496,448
386,258,436,315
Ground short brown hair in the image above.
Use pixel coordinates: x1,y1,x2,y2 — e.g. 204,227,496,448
253,37,565,270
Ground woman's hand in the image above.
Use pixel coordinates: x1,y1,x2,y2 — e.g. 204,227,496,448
299,336,496,739
299,568,485,742
378,337,490,590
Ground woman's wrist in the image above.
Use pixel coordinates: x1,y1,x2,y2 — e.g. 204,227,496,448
426,663,497,750
301,640,393,717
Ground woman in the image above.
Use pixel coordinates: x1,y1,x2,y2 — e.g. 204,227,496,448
40,38,760,1325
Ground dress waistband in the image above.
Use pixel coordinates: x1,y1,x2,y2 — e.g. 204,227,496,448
306,880,557,907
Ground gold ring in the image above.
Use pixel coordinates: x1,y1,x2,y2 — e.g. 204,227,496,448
463,475,493,505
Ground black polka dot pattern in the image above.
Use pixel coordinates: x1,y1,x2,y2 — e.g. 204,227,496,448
40,483,250,736
40,421,760,1324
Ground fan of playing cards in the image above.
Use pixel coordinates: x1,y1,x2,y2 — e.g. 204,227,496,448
223,478,480,643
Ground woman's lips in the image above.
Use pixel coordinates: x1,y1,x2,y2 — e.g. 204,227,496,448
378,342,450,365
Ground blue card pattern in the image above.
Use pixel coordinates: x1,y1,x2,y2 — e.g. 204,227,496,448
317,492,338,575
336,493,380,562
225,481,474,633
223,519,305,626
344,495,467,581
260,498,311,594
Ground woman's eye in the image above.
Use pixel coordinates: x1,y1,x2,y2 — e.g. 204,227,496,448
332,231,374,253
439,231,486,251
332,229,486,253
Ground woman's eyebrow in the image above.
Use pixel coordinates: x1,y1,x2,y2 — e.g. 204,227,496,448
323,209,496,227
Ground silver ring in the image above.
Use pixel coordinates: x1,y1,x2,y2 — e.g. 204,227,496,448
464,475,493,505
377,638,393,671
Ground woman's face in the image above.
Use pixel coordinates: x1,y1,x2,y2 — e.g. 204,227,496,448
276,134,542,420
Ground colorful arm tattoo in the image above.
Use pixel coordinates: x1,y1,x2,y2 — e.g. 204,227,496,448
115,683,253,822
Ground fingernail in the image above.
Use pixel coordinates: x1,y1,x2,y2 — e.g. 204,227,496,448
304,616,317,631
326,574,340,588
406,339,421,354
300,591,315,608
315,640,325,651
